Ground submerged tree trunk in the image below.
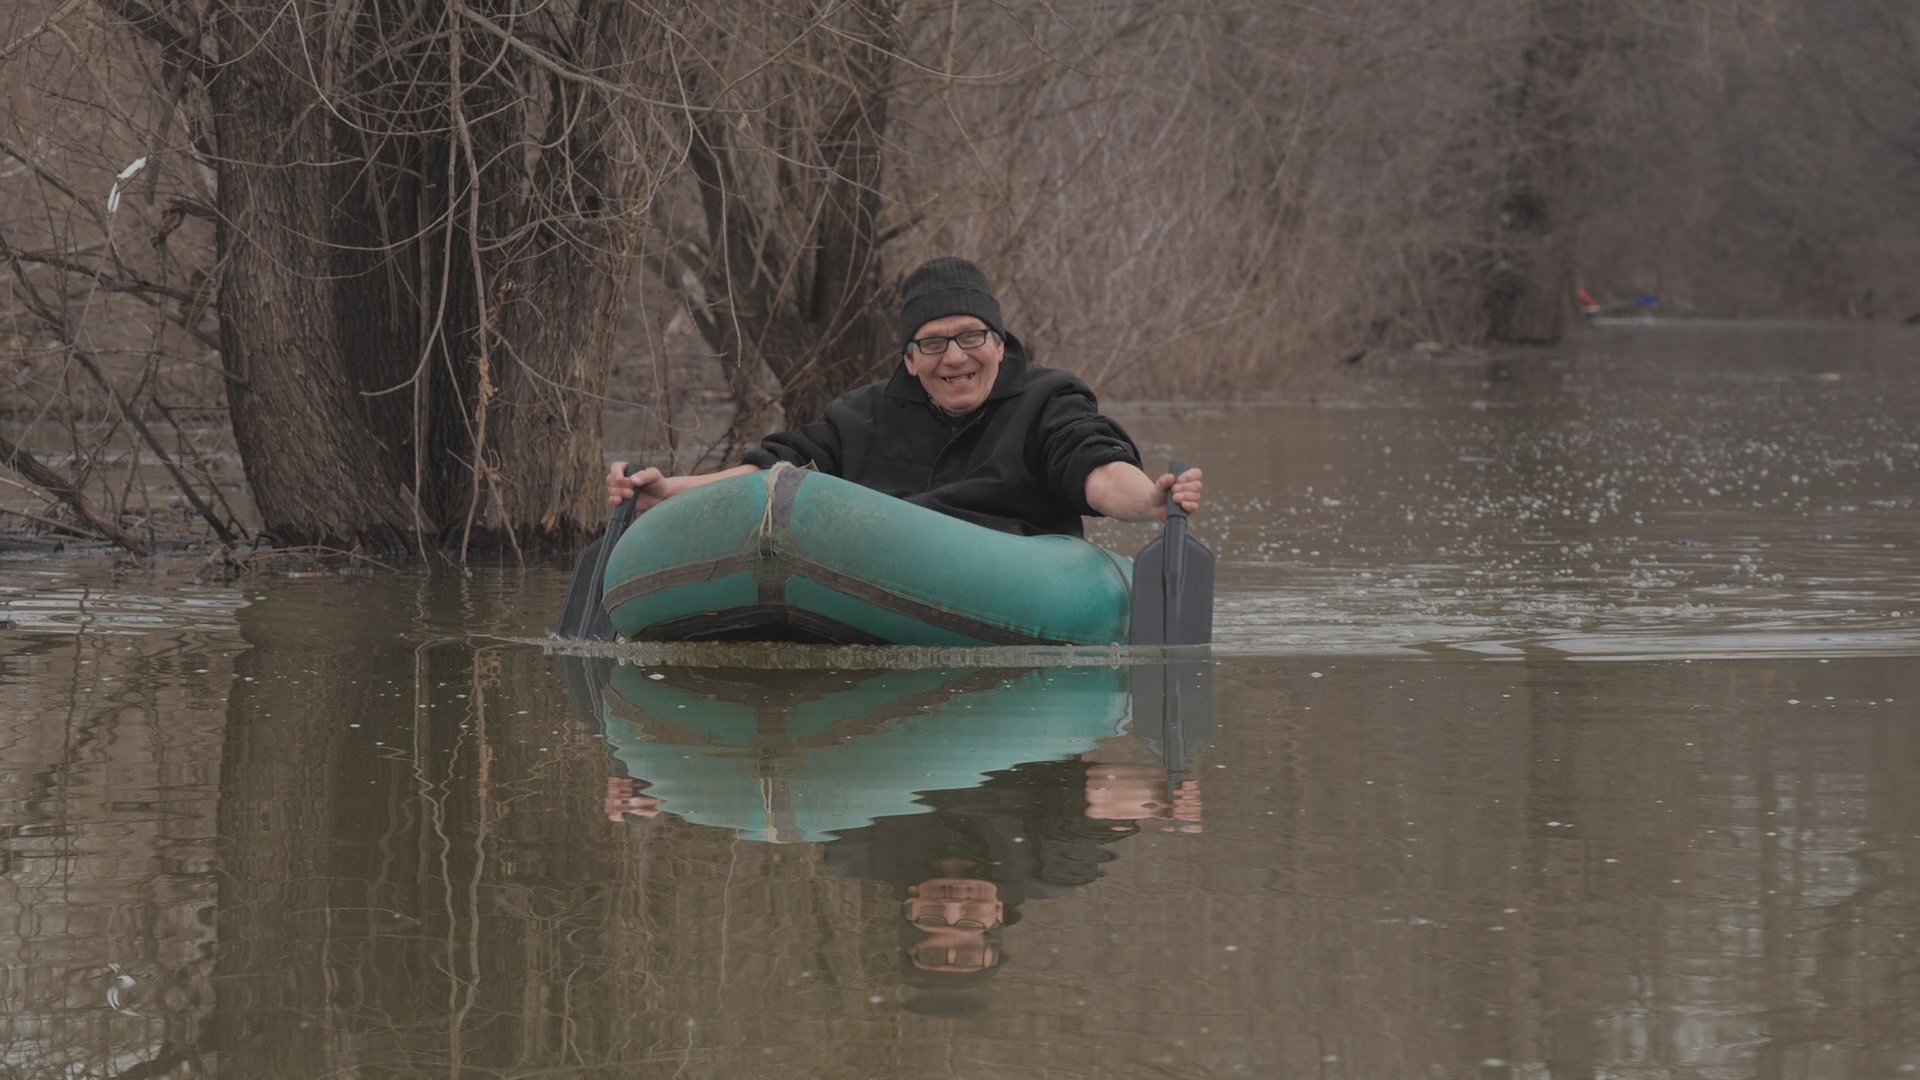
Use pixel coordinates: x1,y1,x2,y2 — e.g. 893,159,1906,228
185,0,669,555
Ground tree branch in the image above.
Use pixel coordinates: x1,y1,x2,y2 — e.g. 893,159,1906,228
0,0,89,64
92,0,209,82
0,232,220,350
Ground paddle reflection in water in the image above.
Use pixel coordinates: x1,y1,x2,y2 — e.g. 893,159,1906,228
567,656,1214,1007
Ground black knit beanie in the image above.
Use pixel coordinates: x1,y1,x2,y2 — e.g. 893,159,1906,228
899,257,1005,351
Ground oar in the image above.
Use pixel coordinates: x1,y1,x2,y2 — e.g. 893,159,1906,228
555,464,641,641
1129,656,1217,827
1130,459,1215,646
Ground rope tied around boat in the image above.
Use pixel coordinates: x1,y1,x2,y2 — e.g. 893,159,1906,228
757,461,811,558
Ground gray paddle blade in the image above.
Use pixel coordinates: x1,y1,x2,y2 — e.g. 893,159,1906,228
1129,658,1218,778
556,533,616,640
1131,458,1214,646
1131,535,1215,645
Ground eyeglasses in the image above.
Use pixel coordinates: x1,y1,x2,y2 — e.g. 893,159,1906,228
911,913,993,929
911,328,995,355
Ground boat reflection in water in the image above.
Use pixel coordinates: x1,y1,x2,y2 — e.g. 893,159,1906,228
567,656,1213,1009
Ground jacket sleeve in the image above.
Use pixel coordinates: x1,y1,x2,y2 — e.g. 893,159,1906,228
1035,378,1142,516
741,413,845,474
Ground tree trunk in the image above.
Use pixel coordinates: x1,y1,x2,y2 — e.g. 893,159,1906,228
207,14,415,552
1483,0,1591,345
203,0,666,556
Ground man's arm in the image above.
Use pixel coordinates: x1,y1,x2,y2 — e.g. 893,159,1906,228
603,392,853,513
606,462,762,512
1083,461,1204,523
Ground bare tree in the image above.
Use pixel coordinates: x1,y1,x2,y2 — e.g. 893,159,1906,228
3,0,680,556
657,0,902,440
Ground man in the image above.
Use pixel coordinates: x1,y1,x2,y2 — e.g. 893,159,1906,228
608,256,1202,535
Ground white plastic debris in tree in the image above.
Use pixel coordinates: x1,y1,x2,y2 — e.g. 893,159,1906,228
106,157,148,214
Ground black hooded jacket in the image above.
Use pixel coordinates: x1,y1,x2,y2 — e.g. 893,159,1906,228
741,336,1142,537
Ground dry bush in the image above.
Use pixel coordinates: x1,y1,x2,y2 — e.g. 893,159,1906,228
644,0,901,456
873,0,1532,399
1,2,221,419
1571,0,1920,320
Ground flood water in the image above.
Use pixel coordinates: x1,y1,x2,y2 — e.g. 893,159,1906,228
3,322,1918,1078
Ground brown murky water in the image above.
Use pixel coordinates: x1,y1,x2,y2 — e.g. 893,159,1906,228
4,323,1918,1078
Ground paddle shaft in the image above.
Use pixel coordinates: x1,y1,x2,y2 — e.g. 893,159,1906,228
1161,459,1190,645
556,463,642,640
593,475,639,593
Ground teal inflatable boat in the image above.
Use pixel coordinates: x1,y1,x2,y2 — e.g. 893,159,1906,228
602,464,1132,645
598,664,1132,842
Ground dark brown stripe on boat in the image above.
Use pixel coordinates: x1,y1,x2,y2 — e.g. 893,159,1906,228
603,555,760,611
789,560,1060,645
638,604,890,645
619,561,1064,644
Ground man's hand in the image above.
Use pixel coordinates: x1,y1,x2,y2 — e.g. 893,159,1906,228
605,778,662,821
1155,466,1204,521
1085,461,1205,522
1084,763,1203,832
606,461,669,512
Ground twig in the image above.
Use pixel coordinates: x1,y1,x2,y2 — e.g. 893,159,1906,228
241,544,398,572
92,0,209,82
0,232,219,351
448,0,692,111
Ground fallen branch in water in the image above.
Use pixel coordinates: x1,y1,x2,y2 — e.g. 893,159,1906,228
0,504,100,541
0,431,149,555
194,542,397,582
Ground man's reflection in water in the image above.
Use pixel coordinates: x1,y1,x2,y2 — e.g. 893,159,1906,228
584,659,1210,1011
822,758,1201,1009
606,757,1200,1003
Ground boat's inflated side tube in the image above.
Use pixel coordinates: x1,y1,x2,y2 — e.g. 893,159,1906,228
602,464,1132,645
597,665,1132,842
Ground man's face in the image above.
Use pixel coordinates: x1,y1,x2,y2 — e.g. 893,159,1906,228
903,315,1004,416
904,876,1005,973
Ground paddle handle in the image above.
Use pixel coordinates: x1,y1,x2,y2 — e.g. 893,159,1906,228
1164,459,1189,522
609,463,642,529
603,463,644,566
